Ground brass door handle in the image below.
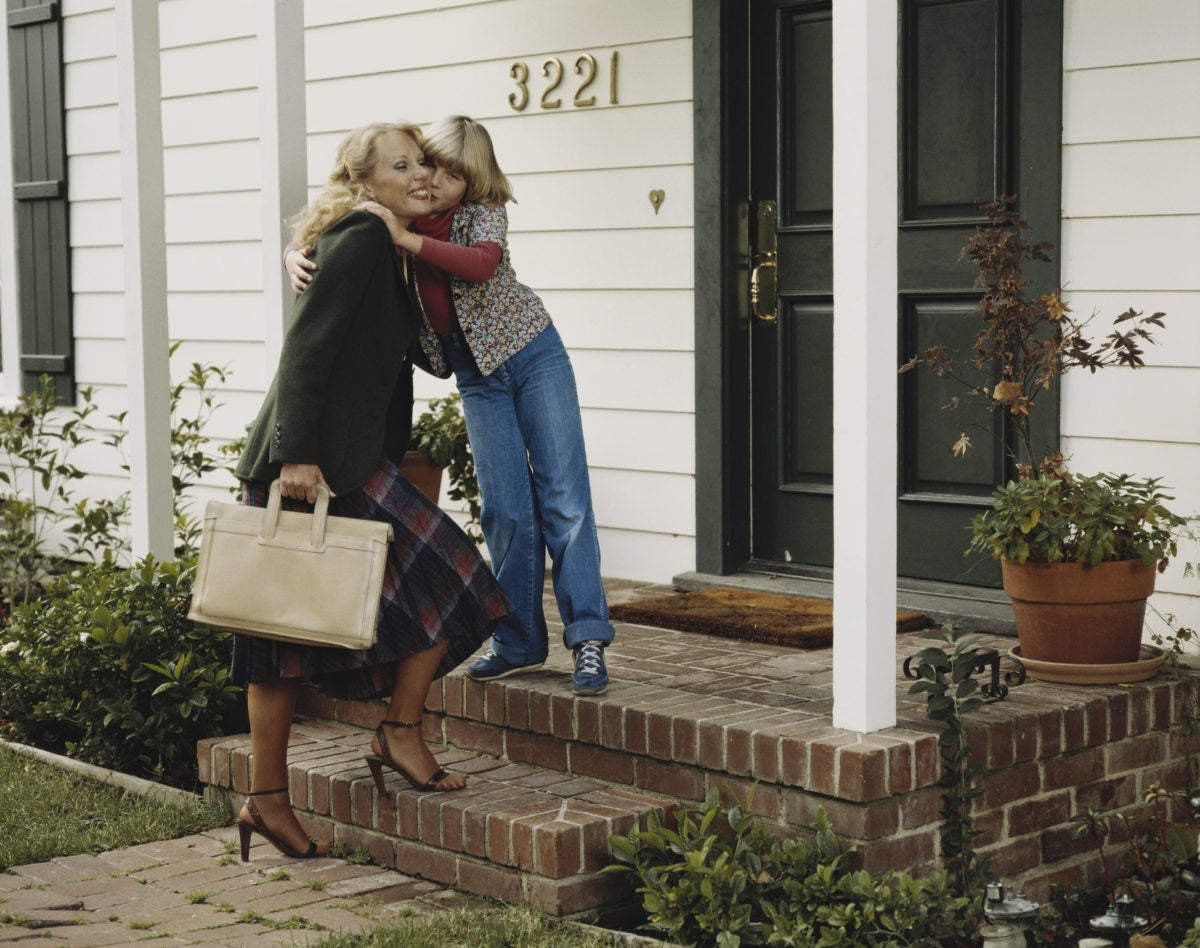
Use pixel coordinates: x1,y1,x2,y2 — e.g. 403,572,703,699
750,256,777,323
750,200,778,323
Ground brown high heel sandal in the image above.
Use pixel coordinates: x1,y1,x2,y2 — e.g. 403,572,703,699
237,787,320,861
365,720,462,793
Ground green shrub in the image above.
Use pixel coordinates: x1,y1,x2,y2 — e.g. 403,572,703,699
0,552,241,789
604,791,978,947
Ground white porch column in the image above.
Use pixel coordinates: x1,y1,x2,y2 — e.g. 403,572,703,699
0,18,20,404
257,0,307,370
831,0,898,732
116,0,173,559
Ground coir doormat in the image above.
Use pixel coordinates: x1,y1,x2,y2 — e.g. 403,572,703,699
609,586,930,649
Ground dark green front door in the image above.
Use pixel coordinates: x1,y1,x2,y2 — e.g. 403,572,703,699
742,0,1061,586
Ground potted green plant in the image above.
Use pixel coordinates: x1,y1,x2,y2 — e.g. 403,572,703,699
900,198,1181,675
968,473,1185,666
404,393,482,542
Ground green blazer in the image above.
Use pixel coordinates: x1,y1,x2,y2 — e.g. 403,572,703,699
236,211,418,496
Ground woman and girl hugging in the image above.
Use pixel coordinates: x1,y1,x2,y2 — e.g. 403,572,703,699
230,117,614,860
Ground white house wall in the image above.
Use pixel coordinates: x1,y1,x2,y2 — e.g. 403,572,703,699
8,0,1198,617
1059,0,1200,630
32,0,699,585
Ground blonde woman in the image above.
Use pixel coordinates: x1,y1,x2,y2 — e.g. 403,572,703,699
233,123,512,861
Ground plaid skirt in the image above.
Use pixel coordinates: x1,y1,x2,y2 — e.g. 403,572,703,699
229,457,512,699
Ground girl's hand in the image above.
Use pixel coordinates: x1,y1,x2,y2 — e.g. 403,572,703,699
279,463,333,505
357,200,421,254
285,246,316,294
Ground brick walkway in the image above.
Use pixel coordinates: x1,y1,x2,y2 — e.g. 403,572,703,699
0,826,494,945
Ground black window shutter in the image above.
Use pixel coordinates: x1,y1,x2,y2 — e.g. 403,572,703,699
7,0,73,402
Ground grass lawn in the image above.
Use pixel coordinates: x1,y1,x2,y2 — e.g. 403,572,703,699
0,744,229,870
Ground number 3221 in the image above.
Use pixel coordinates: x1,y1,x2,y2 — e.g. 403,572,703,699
509,52,619,111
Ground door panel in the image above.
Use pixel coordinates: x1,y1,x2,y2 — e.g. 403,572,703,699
750,1,834,568
747,0,1061,586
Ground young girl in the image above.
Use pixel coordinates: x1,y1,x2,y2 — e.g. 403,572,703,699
287,116,614,695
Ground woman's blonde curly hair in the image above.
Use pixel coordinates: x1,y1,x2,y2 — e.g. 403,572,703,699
290,121,424,248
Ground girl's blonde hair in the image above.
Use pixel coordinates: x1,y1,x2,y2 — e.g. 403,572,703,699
290,121,424,247
422,115,513,207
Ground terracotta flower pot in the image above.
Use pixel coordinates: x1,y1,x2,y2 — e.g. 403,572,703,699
1001,558,1157,665
399,450,444,504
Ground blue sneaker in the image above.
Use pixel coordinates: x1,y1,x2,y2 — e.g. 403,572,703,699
466,648,543,681
572,641,608,695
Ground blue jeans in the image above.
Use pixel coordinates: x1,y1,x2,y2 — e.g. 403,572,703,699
442,325,614,664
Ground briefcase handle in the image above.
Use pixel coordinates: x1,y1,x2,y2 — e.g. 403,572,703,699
263,479,330,549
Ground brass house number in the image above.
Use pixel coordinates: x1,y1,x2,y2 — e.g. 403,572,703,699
508,51,619,111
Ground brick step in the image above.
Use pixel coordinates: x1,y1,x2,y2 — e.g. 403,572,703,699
198,718,667,916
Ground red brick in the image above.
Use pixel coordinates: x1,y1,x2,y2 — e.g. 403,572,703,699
505,686,530,731
393,840,456,884
809,734,859,797
534,820,583,878
443,717,503,757
784,791,898,841
986,717,1015,769
1129,688,1152,735
1085,697,1109,747
986,836,1041,877
1007,790,1070,837
1012,714,1038,763
779,734,809,787
1075,775,1135,814
709,775,780,818
856,830,936,875
1108,732,1167,774
439,674,464,718
753,731,780,783
549,693,576,740
1042,746,1105,792
836,741,888,803
571,744,635,784
528,690,551,735
886,740,913,794
901,787,942,831
1039,707,1063,757
506,731,568,771
624,704,650,756
335,824,394,868
697,708,763,774
525,871,633,917
495,800,561,869
330,778,352,823
636,759,704,802
984,762,1040,808
1106,690,1130,742
575,698,600,744
457,859,525,904
1062,705,1086,752
1151,681,1172,730
1040,825,1094,863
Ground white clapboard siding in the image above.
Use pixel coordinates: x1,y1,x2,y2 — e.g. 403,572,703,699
1064,0,1200,70
303,36,692,132
542,290,694,352
40,0,699,582
306,0,491,27
1060,218,1200,291
164,141,261,195
571,349,693,413
1060,0,1200,631
303,0,689,80
1063,140,1200,218
590,468,693,537
1062,61,1200,145
1059,292,1200,370
1061,368,1200,444
582,408,694,475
